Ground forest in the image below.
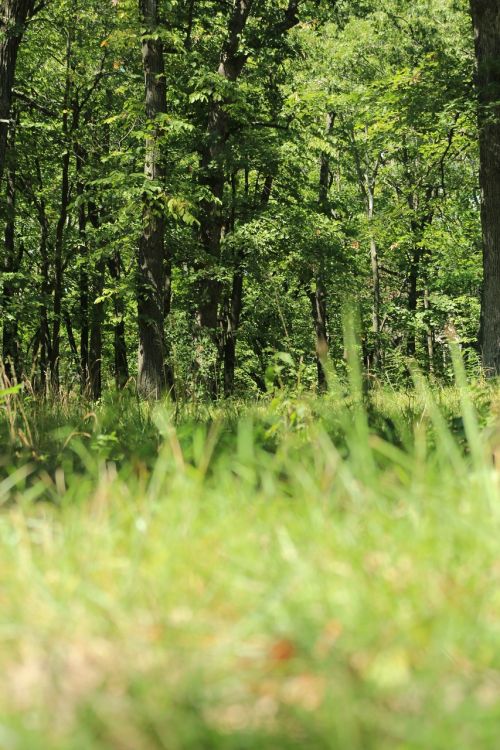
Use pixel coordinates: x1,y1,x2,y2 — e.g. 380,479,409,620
0,0,494,397
2,0,500,748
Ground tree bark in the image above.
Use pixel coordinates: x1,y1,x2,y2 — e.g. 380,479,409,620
137,0,168,398
311,111,334,391
367,189,380,370
75,140,89,390
350,126,381,373
309,280,329,392
470,0,500,375
1,126,21,379
0,0,36,181
49,28,73,392
32,160,51,392
108,250,129,389
407,245,419,357
87,202,104,401
423,285,434,373
223,271,243,397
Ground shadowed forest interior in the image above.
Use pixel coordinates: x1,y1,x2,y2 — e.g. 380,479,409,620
1,0,498,398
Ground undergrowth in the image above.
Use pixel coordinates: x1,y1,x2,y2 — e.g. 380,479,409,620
1,364,500,748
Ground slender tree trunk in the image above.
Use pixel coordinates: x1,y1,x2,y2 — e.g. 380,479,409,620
423,285,434,373
75,140,89,390
0,0,35,180
49,31,73,392
367,188,380,370
1,128,21,379
34,168,51,393
309,280,329,392
223,271,243,397
87,202,104,401
470,0,500,375
137,0,168,398
50,142,70,391
163,240,175,395
108,250,129,389
407,245,419,357
310,111,334,391
89,258,105,400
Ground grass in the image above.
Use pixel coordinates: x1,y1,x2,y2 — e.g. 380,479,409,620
2,372,500,749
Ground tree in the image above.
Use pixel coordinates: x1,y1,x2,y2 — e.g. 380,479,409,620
137,0,169,398
0,0,38,180
470,0,500,375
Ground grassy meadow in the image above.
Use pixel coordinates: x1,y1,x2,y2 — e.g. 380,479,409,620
2,366,500,749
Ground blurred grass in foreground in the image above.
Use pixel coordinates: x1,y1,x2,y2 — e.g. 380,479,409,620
2,370,500,748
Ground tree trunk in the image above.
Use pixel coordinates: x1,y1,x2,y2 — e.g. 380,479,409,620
75,141,90,390
89,258,105,401
223,271,243,397
108,250,129,389
407,245,419,357
1,128,21,379
367,188,381,370
309,280,329,392
470,0,500,375
87,202,104,401
0,0,35,181
49,30,73,392
311,111,334,391
50,140,70,392
423,285,434,373
33,162,51,393
137,0,168,399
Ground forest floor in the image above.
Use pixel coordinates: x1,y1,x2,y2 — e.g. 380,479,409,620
2,374,500,749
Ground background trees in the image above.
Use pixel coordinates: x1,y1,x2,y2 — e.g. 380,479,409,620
0,0,491,397
470,0,500,376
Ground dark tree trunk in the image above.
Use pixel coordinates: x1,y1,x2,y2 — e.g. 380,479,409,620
89,258,105,401
163,240,175,395
367,189,380,370
406,188,434,359
470,0,500,375
223,271,243,397
309,281,329,392
33,162,51,393
50,140,70,392
0,0,35,181
351,130,382,373
423,285,435,373
75,141,89,390
49,31,73,392
87,202,104,401
108,250,129,389
1,130,21,379
137,0,168,398
311,111,334,391
407,245,420,357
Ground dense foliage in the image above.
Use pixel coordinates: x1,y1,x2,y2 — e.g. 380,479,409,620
0,0,488,398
